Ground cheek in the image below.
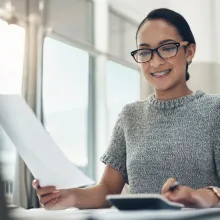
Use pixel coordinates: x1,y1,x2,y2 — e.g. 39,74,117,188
171,60,186,75
171,53,187,73
166,56,185,75
140,63,150,75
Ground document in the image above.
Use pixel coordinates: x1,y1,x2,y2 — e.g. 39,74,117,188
0,95,94,189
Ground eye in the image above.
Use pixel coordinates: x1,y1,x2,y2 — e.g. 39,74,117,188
161,45,176,52
138,50,151,56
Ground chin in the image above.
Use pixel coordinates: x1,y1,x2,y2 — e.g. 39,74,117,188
151,82,174,92
155,87,171,92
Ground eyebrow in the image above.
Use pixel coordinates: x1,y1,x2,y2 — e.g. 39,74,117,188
139,39,176,47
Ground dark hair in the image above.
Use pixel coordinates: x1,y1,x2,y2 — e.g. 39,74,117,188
136,8,196,81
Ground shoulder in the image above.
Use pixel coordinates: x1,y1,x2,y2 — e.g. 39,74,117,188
121,99,149,115
118,99,149,125
200,92,220,109
198,92,220,121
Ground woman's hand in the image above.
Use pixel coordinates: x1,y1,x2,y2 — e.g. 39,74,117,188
32,179,76,210
161,178,219,208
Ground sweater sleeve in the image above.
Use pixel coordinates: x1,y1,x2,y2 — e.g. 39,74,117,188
213,100,220,183
100,106,128,184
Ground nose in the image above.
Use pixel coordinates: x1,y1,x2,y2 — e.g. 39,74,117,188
150,51,165,68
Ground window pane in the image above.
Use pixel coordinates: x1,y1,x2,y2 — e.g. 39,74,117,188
0,20,25,197
106,61,140,138
0,127,16,186
124,22,137,63
45,0,93,44
43,37,89,167
0,0,39,17
11,0,39,15
109,11,138,63
109,12,123,57
0,20,24,94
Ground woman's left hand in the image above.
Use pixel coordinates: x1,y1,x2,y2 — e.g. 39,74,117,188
161,178,219,208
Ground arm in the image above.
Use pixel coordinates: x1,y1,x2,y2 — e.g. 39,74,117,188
161,178,220,208
73,165,125,209
74,106,129,209
34,164,125,210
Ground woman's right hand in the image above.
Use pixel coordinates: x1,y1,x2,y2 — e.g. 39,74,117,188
32,179,76,210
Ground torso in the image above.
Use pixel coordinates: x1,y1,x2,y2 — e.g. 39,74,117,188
123,91,220,193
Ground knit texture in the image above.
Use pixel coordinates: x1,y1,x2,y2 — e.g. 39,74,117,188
100,90,220,194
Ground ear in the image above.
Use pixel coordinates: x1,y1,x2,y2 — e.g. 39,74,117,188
186,44,196,64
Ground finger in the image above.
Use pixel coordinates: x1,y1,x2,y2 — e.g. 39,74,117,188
161,178,176,194
32,179,40,190
37,186,57,197
40,192,60,205
163,192,171,200
169,182,180,192
163,191,183,204
44,198,60,210
165,186,195,207
166,185,185,200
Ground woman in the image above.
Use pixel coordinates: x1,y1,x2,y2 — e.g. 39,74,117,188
33,8,220,209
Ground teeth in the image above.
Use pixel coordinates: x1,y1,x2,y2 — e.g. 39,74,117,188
152,69,170,76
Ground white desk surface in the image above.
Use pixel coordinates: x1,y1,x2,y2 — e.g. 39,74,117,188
10,207,220,220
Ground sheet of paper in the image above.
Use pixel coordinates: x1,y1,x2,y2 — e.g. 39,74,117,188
0,95,94,189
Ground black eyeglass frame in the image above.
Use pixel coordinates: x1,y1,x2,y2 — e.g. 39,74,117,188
130,41,189,63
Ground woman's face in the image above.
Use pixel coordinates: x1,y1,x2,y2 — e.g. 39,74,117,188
136,19,195,91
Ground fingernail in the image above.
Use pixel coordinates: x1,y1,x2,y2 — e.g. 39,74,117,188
169,182,180,192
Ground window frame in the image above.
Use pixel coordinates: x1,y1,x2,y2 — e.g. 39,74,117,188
41,35,97,179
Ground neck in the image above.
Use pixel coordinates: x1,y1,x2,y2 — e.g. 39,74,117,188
155,84,193,100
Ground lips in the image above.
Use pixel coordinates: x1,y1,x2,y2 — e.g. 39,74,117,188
151,69,171,78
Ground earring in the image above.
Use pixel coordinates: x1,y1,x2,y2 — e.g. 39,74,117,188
187,60,192,65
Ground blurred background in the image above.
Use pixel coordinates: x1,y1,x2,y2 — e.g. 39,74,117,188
0,0,219,209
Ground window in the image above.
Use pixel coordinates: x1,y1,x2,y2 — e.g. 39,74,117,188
0,0,94,43
43,37,89,169
0,20,24,95
109,11,138,63
45,0,93,44
7,0,40,16
109,12,123,57
0,19,25,196
0,127,15,197
123,22,137,63
106,61,140,139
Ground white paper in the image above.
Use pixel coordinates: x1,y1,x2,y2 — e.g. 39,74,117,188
0,95,94,189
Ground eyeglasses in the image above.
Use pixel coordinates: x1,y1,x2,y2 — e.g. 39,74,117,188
131,41,189,63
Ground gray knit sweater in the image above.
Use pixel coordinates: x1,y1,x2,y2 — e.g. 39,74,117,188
100,90,220,194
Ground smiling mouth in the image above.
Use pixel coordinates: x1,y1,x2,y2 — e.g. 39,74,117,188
151,69,172,77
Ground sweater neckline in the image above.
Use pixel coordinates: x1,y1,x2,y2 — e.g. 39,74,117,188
148,90,205,110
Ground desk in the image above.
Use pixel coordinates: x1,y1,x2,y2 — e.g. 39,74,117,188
10,207,220,220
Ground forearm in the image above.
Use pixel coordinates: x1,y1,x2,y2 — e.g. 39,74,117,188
72,184,112,209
